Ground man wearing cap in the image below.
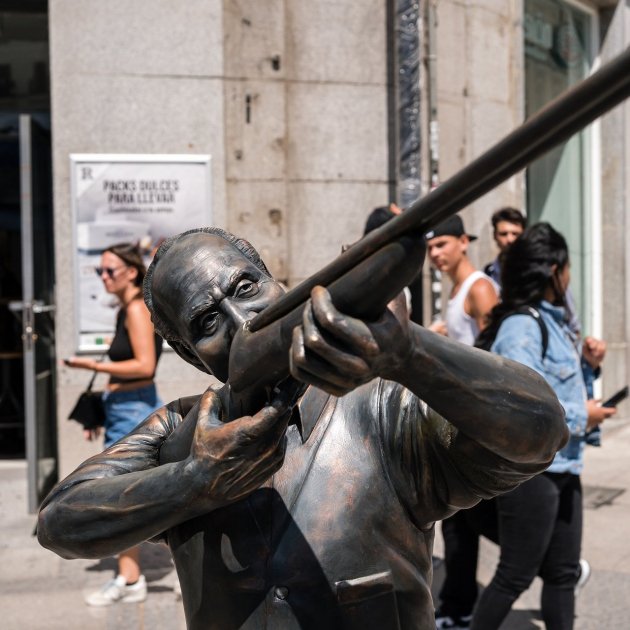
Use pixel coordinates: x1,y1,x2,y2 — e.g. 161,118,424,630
426,214,498,345
426,215,500,630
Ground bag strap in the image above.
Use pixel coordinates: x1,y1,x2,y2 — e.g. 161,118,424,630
512,305,549,360
476,305,549,360
86,353,107,391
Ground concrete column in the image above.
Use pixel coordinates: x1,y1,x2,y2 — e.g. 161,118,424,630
49,0,227,476
598,1,630,398
434,0,524,272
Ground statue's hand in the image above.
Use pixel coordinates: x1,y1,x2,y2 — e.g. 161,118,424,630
290,285,411,396
187,389,291,507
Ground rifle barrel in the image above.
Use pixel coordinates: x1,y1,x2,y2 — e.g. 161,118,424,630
249,45,630,333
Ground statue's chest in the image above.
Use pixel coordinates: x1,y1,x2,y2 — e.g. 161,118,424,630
174,400,391,583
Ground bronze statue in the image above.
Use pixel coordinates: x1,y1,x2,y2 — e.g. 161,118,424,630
36,47,630,628
38,227,568,629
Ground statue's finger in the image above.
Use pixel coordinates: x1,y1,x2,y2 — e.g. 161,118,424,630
269,377,307,413
310,286,379,356
245,400,292,442
225,440,288,500
296,309,371,379
197,389,223,428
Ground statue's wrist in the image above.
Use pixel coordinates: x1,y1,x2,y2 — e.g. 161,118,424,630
175,459,223,516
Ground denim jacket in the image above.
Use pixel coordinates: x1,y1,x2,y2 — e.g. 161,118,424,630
491,301,588,475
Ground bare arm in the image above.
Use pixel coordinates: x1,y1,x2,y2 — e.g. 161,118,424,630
465,277,498,332
66,300,157,380
427,319,448,336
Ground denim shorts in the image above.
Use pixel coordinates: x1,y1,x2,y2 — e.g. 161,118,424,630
102,383,163,448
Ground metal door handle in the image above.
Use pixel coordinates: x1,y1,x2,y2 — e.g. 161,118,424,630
33,303,56,314
8,300,55,313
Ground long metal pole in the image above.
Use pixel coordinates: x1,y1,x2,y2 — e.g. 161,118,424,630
19,115,39,513
250,45,630,333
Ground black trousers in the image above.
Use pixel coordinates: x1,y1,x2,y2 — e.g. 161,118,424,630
471,472,582,629
438,496,498,617
439,472,582,630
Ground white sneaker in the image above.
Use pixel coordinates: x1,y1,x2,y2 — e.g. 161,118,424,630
435,610,472,629
85,574,147,606
575,558,591,597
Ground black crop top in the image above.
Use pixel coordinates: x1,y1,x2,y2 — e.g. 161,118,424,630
107,300,163,384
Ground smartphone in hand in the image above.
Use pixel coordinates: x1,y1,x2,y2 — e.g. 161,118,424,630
602,385,629,408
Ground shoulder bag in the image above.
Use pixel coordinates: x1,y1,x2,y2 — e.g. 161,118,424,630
68,367,106,430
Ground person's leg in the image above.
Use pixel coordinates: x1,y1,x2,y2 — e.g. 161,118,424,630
84,390,152,605
437,510,481,620
465,497,499,545
538,474,582,630
118,545,142,583
471,474,560,630
102,388,159,585
84,544,147,605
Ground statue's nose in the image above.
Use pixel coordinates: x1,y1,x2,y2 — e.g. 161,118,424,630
220,298,251,329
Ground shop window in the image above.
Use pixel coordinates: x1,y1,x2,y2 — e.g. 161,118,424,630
524,0,596,332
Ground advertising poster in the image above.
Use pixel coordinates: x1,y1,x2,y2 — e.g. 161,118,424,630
70,154,211,351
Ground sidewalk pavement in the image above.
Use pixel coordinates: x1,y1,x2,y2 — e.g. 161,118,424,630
0,461,185,630
432,417,630,629
2,418,630,629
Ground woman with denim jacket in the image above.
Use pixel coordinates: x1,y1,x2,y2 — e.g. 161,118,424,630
471,223,615,630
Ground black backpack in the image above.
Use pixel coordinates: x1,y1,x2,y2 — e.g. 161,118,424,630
476,305,549,360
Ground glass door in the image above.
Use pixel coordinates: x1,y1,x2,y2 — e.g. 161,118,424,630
13,114,56,512
524,0,596,332
0,1,55,511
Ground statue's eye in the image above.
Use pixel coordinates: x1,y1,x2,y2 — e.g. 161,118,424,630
234,279,259,298
199,311,219,334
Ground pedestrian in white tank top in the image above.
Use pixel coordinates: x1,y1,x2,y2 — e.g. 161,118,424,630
425,214,498,346
426,214,500,630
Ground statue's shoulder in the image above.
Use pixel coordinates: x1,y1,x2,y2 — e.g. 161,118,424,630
165,393,204,426
372,378,425,411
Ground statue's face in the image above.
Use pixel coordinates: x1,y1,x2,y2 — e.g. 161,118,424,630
152,233,284,381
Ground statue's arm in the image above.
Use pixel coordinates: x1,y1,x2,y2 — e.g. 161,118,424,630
290,287,567,524
376,377,563,527
38,395,201,559
38,389,291,559
291,286,567,468
394,323,568,467
383,325,569,524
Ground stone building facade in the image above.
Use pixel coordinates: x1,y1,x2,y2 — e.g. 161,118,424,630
0,1,627,497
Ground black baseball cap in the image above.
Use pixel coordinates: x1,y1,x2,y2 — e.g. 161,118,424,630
424,214,477,242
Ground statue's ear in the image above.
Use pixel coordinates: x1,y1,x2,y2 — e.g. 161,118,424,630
167,339,212,375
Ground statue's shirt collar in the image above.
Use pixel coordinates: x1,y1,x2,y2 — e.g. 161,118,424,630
294,386,331,442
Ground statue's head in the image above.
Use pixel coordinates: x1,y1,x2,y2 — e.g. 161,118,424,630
144,227,285,381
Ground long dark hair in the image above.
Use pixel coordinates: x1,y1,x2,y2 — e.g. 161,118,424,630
476,222,569,350
104,242,146,287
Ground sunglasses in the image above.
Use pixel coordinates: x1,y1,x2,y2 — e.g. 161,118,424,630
95,265,127,279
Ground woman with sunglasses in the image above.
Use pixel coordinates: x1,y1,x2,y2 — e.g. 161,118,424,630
65,242,163,607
